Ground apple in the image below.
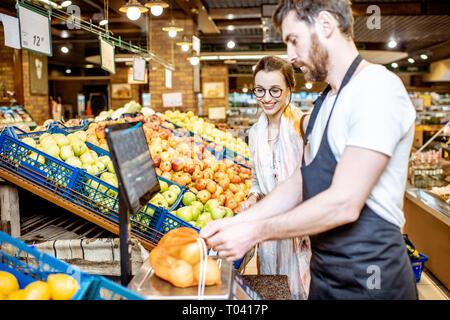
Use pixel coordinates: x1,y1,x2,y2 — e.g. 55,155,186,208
159,180,169,193
191,200,204,213
95,125,106,140
182,191,197,206
160,160,172,172
214,185,224,196
191,206,201,221
155,168,163,176
218,179,230,191
214,171,225,183
197,190,211,204
192,169,203,181
211,206,227,220
171,157,185,172
162,190,177,206
160,151,172,163
161,171,172,181
182,173,192,186
203,168,214,180
224,207,234,218
194,178,207,191
150,193,169,209
229,183,240,194
152,154,161,167
168,184,181,197
176,206,193,222
183,162,195,175
216,194,226,206
204,199,219,213
206,180,217,194
225,197,238,210
230,174,242,184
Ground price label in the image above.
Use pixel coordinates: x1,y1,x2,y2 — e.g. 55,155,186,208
17,3,52,56
132,56,146,82
100,37,116,74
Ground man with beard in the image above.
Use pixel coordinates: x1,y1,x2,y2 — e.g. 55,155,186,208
200,0,418,300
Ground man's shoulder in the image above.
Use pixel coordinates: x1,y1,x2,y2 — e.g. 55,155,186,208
357,64,404,89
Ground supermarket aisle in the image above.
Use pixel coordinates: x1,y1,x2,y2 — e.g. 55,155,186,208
242,255,449,300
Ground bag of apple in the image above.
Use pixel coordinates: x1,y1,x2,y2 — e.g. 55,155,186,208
149,227,221,292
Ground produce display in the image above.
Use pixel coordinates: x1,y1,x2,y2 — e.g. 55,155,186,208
149,227,221,288
0,270,78,300
175,191,234,229
160,110,250,159
0,106,33,125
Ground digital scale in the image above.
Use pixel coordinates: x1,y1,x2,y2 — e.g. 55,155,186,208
105,121,261,300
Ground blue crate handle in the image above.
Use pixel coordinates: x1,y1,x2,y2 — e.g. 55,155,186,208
84,276,145,300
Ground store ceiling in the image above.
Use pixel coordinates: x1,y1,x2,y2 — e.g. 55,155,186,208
1,0,449,73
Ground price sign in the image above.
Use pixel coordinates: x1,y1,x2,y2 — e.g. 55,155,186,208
162,92,183,108
17,3,52,56
100,37,116,74
132,56,146,82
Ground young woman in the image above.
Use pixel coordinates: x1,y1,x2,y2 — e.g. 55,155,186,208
239,56,311,300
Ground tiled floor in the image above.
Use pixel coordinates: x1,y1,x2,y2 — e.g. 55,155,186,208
242,254,449,300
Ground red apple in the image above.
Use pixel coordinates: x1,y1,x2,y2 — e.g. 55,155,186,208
195,178,207,191
204,168,214,180
225,197,238,210
171,157,185,172
192,169,203,181
152,154,161,167
230,174,242,184
218,179,230,191
206,180,217,194
197,190,212,204
229,183,239,194
95,125,106,140
161,171,172,181
160,160,172,172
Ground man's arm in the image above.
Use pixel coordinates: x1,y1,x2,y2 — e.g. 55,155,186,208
202,146,390,260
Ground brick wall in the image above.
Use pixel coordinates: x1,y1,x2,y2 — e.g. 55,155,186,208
148,16,197,113
0,26,15,97
201,64,229,117
21,51,49,125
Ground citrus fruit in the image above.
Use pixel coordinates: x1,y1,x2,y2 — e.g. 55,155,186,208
7,289,26,300
24,281,51,300
47,274,79,300
0,271,19,297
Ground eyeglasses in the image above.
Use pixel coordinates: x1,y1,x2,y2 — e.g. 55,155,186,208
252,87,284,98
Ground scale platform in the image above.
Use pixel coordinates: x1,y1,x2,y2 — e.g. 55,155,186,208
128,256,260,300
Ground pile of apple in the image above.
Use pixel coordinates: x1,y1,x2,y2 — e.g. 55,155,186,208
21,131,115,178
160,110,250,159
174,191,234,229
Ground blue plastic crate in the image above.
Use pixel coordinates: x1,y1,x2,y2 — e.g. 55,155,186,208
0,230,94,300
410,252,428,283
84,276,144,300
0,128,83,198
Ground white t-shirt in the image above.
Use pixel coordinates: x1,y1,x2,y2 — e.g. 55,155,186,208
309,64,416,228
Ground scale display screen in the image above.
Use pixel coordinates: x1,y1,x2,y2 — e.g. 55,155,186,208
105,122,160,215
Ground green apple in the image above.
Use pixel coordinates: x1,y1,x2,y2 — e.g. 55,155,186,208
95,161,106,172
176,206,193,222
150,193,169,209
182,191,197,206
22,137,36,148
191,201,204,213
89,150,99,163
211,206,227,220
159,180,169,193
53,134,69,148
71,140,87,157
188,221,197,228
107,160,115,173
74,130,87,142
39,132,51,144
224,207,234,218
168,184,181,197
204,199,219,213
65,156,82,168
98,155,111,167
44,144,60,159
191,206,201,221
162,190,177,206
80,151,95,165
59,145,74,161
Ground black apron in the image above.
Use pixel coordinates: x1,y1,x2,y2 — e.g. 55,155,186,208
301,55,418,300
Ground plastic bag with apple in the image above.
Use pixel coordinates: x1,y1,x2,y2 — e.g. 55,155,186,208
149,227,221,290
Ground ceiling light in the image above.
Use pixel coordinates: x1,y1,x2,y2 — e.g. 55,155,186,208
99,19,108,26
145,1,169,16
420,54,428,60
305,82,313,89
119,0,148,21
227,40,236,49
391,62,398,68
242,87,248,93
387,40,397,49
65,68,71,74
162,20,184,37
187,56,200,66
61,1,72,8
227,25,235,31
408,58,415,64
61,46,69,53
60,30,69,38
252,65,256,71
85,64,94,69
176,36,192,51
181,44,190,52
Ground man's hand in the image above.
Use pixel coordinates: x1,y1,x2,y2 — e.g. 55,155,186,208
199,216,260,262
